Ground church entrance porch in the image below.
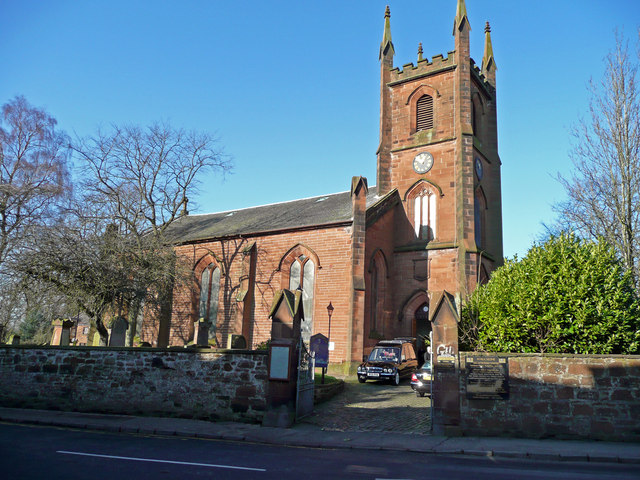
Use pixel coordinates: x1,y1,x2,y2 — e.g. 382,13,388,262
413,302,431,365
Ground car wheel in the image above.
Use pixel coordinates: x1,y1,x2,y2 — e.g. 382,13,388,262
417,391,425,397
392,372,400,386
358,376,366,383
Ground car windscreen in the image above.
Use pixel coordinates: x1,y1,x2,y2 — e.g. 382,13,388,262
368,347,400,363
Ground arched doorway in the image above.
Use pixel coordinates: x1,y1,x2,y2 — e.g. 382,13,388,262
414,302,430,365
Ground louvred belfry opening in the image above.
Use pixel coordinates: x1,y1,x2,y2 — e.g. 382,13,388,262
416,95,434,131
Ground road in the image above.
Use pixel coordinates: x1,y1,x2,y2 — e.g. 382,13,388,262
1,423,638,480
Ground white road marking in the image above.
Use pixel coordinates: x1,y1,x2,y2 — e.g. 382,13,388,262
56,450,266,472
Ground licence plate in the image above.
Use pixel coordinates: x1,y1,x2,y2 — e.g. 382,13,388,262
369,373,380,377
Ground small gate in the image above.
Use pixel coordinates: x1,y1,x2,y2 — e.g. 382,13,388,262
296,337,315,420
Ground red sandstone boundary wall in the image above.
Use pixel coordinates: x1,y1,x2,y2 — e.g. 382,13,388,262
459,352,640,441
0,346,268,423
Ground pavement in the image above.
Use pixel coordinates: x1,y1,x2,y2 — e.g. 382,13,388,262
1,375,639,465
1,404,639,464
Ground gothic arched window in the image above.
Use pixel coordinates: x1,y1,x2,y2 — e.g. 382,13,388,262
370,262,379,333
474,188,487,249
472,93,484,139
289,254,315,343
410,186,437,241
368,250,387,336
199,264,220,333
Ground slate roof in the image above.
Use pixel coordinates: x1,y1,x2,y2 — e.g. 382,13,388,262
166,186,382,244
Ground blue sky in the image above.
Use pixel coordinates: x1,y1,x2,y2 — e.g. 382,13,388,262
1,1,639,259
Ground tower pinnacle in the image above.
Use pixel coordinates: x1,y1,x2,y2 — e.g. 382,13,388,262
482,21,497,84
453,0,470,34
379,5,395,60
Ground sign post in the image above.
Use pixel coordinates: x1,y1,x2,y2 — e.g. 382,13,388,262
310,333,329,384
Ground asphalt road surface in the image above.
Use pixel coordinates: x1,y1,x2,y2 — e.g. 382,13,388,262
1,423,638,480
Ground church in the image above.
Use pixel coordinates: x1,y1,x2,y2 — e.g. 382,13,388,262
142,1,503,370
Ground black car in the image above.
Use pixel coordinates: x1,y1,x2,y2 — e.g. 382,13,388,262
357,338,418,385
410,360,432,397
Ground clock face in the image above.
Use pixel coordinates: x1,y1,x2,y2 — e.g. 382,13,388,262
475,157,483,180
413,152,434,174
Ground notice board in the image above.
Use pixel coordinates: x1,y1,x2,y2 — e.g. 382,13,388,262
466,355,509,400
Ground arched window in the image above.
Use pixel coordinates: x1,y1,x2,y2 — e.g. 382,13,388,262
411,187,437,241
289,254,315,343
474,188,487,249
370,262,379,333
199,264,220,336
472,93,484,140
368,250,387,336
416,94,434,131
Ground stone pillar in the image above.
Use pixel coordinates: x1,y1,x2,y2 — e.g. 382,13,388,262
262,289,303,428
429,291,461,436
348,176,368,371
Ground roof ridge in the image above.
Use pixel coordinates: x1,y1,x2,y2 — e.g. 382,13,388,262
187,185,379,218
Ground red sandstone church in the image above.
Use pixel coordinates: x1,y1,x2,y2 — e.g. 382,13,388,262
143,1,503,369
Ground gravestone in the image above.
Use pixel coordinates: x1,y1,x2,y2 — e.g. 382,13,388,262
193,318,210,346
51,318,74,346
227,334,247,349
108,317,128,347
92,331,103,346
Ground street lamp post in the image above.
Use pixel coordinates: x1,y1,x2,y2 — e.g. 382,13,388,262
327,302,334,344
324,302,334,384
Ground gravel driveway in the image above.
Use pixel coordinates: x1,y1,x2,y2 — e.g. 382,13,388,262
300,376,432,434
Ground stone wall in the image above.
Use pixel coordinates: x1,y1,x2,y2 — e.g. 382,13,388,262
0,345,268,423
459,352,640,441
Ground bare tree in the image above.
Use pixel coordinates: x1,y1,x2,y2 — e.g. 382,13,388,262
17,120,229,346
0,96,70,270
18,216,125,344
0,275,23,342
69,122,231,345
555,32,640,284
73,123,230,239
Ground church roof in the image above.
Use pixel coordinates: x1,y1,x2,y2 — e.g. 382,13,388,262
166,186,382,244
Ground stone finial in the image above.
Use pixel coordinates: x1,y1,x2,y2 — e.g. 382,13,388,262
384,5,390,18
350,176,369,197
418,42,424,62
485,21,491,33
181,196,189,216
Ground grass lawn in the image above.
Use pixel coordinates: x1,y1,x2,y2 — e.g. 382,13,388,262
314,369,339,385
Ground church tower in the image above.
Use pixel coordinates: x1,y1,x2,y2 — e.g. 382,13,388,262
374,1,503,341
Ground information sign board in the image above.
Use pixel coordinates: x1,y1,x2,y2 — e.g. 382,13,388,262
466,356,509,400
269,345,291,381
310,333,329,368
